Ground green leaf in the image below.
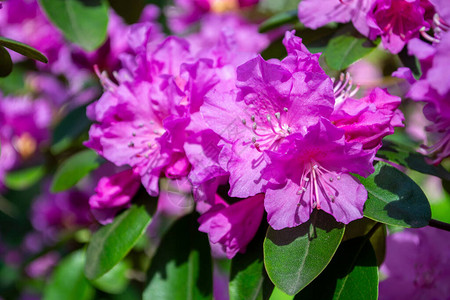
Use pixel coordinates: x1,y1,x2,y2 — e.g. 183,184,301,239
264,211,345,295
108,0,145,24
324,34,378,71
258,0,300,14
91,260,130,294
143,213,212,300
52,104,92,154
4,165,46,190
295,236,378,300
0,37,48,63
85,205,152,280
259,10,298,33
358,161,431,227
0,46,13,77
39,0,109,51
51,149,100,193
230,225,272,300
378,141,450,181
44,250,94,300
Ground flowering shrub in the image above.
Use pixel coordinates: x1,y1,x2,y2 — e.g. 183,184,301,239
0,0,449,299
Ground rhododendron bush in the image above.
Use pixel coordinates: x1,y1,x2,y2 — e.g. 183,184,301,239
1,0,450,299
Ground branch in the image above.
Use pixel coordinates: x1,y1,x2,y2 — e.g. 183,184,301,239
428,219,450,232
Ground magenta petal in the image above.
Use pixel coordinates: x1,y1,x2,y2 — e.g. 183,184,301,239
198,194,264,259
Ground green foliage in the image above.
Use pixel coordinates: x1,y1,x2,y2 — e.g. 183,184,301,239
4,165,46,190
324,33,379,71
398,47,422,79
378,140,450,181
91,260,131,294
143,213,213,300
359,162,432,227
44,250,95,300
39,0,109,51
51,149,101,192
52,104,92,154
230,225,272,300
85,205,152,280
264,211,345,295
295,235,378,300
259,10,298,33
0,37,48,63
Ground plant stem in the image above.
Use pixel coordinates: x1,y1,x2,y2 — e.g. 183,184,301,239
428,219,450,232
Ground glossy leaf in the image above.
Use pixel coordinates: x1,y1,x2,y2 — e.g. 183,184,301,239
0,46,12,77
295,236,378,300
4,165,46,190
324,34,378,70
378,141,450,181
259,10,298,33
91,260,130,294
39,0,108,51
0,37,48,63
50,149,100,193
43,250,94,300
264,211,345,295
358,162,431,227
143,213,212,300
85,205,152,280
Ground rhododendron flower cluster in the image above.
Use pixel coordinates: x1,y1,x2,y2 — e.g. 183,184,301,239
1,0,449,299
86,26,404,254
298,0,435,54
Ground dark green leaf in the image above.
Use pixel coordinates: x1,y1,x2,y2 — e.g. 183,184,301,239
91,260,130,294
230,224,272,300
259,10,298,33
43,250,94,300
378,141,450,181
324,34,378,70
0,37,48,63
85,205,152,280
0,46,13,77
108,0,145,24
52,104,92,154
39,0,109,51
264,211,345,295
143,213,212,300
4,165,46,190
51,149,100,192
398,46,421,79
358,162,431,227
295,236,378,300
0,64,26,94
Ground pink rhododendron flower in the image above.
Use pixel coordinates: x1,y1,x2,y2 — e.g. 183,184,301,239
201,31,335,198
198,193,264,258
0,0,65,65
262,119,373,229
331,87,404,151
31,185,93,241
0,95,51,187
89,169,141,224
367,0,433,54
298,0,375,36
379,227,450,300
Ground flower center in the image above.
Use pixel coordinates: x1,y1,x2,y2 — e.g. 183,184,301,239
210,0,238,13
296,161,341,210
242,107,292,152
332,72,359,105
